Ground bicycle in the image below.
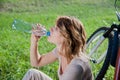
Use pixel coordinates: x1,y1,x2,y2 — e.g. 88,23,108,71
86,0,120,80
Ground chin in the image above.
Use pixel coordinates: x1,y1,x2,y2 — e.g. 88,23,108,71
48,37,52,43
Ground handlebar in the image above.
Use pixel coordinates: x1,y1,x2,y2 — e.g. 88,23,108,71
103,24,120,38
114,0,120,21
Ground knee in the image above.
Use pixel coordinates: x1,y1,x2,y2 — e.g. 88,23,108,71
22,68,40,80
28,68,36,72
27,68,39,75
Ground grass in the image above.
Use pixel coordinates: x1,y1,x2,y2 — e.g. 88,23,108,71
0,0,118,80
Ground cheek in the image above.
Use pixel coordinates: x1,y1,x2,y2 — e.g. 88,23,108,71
47,35,60,44
48,30,63,43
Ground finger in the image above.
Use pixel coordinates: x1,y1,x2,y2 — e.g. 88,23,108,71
37,24,45,30
36,24,41,29
32,30,45,37
32,24,36,30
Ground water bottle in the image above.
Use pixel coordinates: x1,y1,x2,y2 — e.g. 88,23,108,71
12,19,50,36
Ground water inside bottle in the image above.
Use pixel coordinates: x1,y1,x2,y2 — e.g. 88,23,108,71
12,19,33,33
12,19,50,36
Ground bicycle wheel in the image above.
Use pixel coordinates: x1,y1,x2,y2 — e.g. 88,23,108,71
86,27,110,78
86,27,109,64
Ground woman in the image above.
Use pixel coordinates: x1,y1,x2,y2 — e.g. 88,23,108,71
22,16,93,80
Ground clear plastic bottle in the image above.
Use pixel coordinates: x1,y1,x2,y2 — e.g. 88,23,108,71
12,19,50,36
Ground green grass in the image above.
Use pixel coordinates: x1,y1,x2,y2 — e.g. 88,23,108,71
0,0,118,80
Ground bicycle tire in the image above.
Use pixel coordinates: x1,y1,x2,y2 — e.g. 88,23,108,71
95,37,113,80
86,27,109,64
86,27,114,79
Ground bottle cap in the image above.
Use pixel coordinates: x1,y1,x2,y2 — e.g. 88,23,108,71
46,31,50,36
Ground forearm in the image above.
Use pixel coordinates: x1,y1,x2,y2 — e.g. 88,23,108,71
30,34,41,67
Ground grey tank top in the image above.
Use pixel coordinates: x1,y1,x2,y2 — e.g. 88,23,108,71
52,48,93,80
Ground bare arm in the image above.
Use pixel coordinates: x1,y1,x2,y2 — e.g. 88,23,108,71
30,31,58,67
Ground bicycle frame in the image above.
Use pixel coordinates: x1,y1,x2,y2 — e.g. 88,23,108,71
114,0,120,79
114,26,120,80
92,23,120,80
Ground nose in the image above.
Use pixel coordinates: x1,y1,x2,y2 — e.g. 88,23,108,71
50,26,55,32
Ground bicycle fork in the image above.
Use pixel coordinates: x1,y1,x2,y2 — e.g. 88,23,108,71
114,33,120,80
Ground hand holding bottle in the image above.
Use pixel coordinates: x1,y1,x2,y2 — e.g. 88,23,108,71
32,24,48,37
31,24,50,42
31,24,41,43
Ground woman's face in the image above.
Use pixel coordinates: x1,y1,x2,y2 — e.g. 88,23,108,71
48,26,64,45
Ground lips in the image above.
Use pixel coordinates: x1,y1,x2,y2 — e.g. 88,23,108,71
50,27,54,35
51,27,53,32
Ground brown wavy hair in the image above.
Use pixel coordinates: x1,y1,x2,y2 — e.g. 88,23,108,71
56,16,86,62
